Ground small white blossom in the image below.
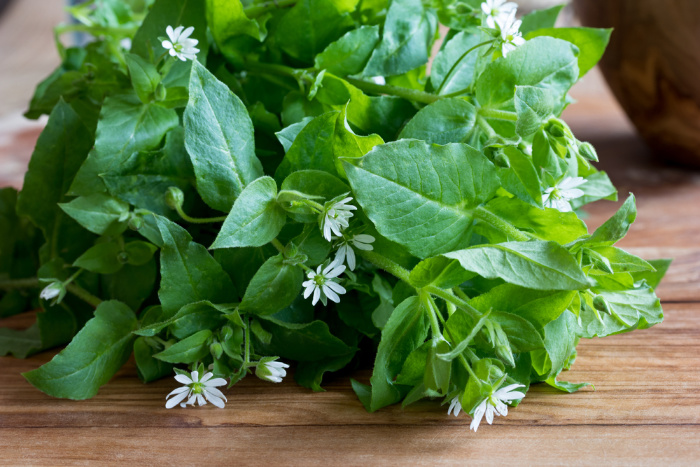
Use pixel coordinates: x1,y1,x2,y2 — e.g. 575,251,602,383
470,383,525,432
302,259,347,306
165,370,228,409
256,360,290,383
481,0,518,29
334,234,375,270
321,196,357,242
542,176,587,212
162,25,200,61
39,282,63,301
371,76,386,85
497,10,526,56
447,397,462,417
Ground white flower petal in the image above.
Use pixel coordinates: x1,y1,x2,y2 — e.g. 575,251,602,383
162,40,173,50
179,26,194,41
312,286,321,305
166,386,190,398
196,394,206,406
470,400,487,432
204,391,226,408
203,386,227,401
190,370,199,383
203,378,228,387
322,285,340,303
303,283,315,299
174,374,193,385
267,361,290,369
346,245,356,270
165,390,189,409
324,280,346,295
485,404,495,425
325,264,346,279
558,176,587,190
448,397,462,417
562,188,585,200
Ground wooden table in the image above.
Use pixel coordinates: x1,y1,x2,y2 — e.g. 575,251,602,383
1,66,700,464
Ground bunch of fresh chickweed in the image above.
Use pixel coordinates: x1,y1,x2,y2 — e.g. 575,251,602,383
0,0,668,431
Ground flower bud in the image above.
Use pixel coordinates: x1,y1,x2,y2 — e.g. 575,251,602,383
577,141,599,162
210,341,223,360
128,214,144,231
165,186,185,210
493,151,510,168
39,281,66,304
255,357,290,383
155,83,167,102
593,295,611,314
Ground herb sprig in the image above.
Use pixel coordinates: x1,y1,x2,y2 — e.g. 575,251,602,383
0,0,668,432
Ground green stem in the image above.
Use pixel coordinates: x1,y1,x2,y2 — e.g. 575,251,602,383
453,287,470,302
476,115,497,139
479,108,518,122
436,40,494,95
271,238,285,253
55,23,139,37
421,292,443,339
357,250,411,283
426,285,481,318
244,316,251,368
0,277,40,290
473,206,532,242
244,0,298,18
345,77,439,105
174,204,227,224
460,354,482,387
65,283,102,308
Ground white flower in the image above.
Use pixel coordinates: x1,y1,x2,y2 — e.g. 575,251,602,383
162,25,200,61
334,234,375,270
542,176,587,212
447,397,462,417
256,360,290,383
470,383,525,432
165,370,228,409
481,0,518,29
321,196,357,242
497,10,526,56
39,282,63,301
302,259,347,306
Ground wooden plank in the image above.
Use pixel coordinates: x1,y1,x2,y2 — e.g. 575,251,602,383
1,304,698,464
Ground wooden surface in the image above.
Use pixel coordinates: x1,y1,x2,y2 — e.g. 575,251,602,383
1,6,700,464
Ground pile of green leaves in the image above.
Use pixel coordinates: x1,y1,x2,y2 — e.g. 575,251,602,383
0,0,668,417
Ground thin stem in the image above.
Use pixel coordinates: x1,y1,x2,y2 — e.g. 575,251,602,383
65,283,102,308
357,250,411,284
421,292,443,339
476,115,497,139
345,77,440,105
244,316,251,368
460,354,482,387
0,277,40,290
479,108,518,122
436,40,494,94
244,0,298,18
426,285,481,318
174,204,227,224
473,206,533,242
271,239,285,253
453,287,471,302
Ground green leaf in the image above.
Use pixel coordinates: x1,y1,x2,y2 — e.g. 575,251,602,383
279,170,350,223
125,53,161,104
514,86,556,137
527,27,612,78
578,284,663,338
59,194,130,236
315,26,380,76
398,98,477,145
409,256,474,289
16,101,95,258
589,247,655,273
469,283,576,329
478,196,588,245
240,254,304,316
153,329,212,363
275,0,357,63
257,315,355,361
575,194,636,248
0,324,43,358
276,118,313,153
134,337,173,383
184,60,263,212
332,103,384,178
136,301,229,339
23,300,137,400
313,73,416,140
295,352,356,391
632,259,671,289
275,112,340,181
73,241,123,274
571,171,617,208
476,37,579,115
101,260,158,311
363,0,437,77
545,375,591,393
490,311,545,353
207,0,266,51
445,241,590,290
430,31,481,95
211,177,286,249
124,241,158,266
69,94,179,196
368,296,429,412
344,140,499,258
101,127,195,215
155,215,237,314
534,309,578,378
498,147,543,206
519,4,566,35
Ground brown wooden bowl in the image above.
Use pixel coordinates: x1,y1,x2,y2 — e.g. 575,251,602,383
574,0,700,167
